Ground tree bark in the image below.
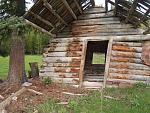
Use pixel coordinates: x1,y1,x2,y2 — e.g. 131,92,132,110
7,30,27,85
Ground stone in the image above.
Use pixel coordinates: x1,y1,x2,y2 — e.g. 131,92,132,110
22,82,32,87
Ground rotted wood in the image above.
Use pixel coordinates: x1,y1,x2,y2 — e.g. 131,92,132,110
110,62,150,71
111,51,141,58
29,62,39,78
61,0,77,20
43,57,81,63
109,73,150,81
111,57,142,64
112,42,142,47
112,45,142,53
104,37,113,88
40,72,79,78
25,19,55,37
42,0,67,25
109,68,150,76
43,62,81,67
30,11,55,28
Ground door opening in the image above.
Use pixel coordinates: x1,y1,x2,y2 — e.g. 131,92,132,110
83,41,108,82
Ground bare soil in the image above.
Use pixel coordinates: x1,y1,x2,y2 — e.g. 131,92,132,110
0,78,89,113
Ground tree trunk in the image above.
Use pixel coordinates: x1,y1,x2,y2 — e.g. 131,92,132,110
16,0,26,16
7,30,27,85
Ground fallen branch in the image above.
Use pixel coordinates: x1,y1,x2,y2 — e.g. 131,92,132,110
62,92,87,96
27,89,43,95
0,87,26,111
104,96,120,101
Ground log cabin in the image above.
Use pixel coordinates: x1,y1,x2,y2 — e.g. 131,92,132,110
24,0,150,88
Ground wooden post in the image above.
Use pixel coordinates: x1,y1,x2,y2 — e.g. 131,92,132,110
29,62,39,78
103,37,113,88
105,0,108,13
79,40,88,87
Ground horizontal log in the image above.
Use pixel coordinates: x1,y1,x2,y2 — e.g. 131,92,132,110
46,43,82,48
112,45,142,53
52,35,150,42
72,18,120,26
109,73,150,81
78,12,114,19
110,62,150,71
71,28,140,35
44,51,82,57
109,68,150,76
111,57,142,64
106,78,146,84
40,67,80,73
42,62,81,67
57,32,142,38
83,7,106,14
49,77,79,84
112,42,142,47
72,24,133,32
40,72,79,78
43,57,81,63
111,51,141,58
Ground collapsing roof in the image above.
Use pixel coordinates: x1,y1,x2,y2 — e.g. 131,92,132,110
24,0,150,36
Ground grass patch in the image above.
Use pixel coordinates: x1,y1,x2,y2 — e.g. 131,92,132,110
27,84,150,113
92,53,105,64
0,55,42,80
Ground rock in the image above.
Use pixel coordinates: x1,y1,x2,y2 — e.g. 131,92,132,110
22,82,32,87
0,95,4,100
12,96,18,101
1,109,7,113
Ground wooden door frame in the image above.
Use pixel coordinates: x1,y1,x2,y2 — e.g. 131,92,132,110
79,38,113,87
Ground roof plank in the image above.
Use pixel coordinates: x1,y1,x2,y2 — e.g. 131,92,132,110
42,0,68,25
61,0,77,20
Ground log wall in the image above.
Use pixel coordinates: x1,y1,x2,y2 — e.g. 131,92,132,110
40,7,147,86
108,40,150,86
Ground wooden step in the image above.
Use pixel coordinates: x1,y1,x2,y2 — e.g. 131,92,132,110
85,74,104,76
84,78,104,82
82,81,103,88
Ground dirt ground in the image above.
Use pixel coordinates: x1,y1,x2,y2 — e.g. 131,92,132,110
0,78,89,113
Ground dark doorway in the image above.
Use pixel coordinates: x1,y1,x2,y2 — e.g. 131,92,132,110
83,41,108,82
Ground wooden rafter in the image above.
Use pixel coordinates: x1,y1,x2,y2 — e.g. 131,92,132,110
73,0,83,14
42,0,67,25
138,8,150,25
25,19,56,37
125,0,140,23
114,0,119,15
30,11,55,28
105,0,108,13
61,0,77,20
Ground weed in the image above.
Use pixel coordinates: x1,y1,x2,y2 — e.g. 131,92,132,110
42,77,52,85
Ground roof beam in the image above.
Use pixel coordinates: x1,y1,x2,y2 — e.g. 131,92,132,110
125,0,140,23
25,19,56,37
114,0,119,15
61,0,77,20
30,11,55,28
42,0,67,25
73,0,83,14
138,8,150,25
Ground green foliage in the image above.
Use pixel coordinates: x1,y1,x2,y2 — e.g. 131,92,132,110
0,16,52,56
42,77,52,85
0,0,17,18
